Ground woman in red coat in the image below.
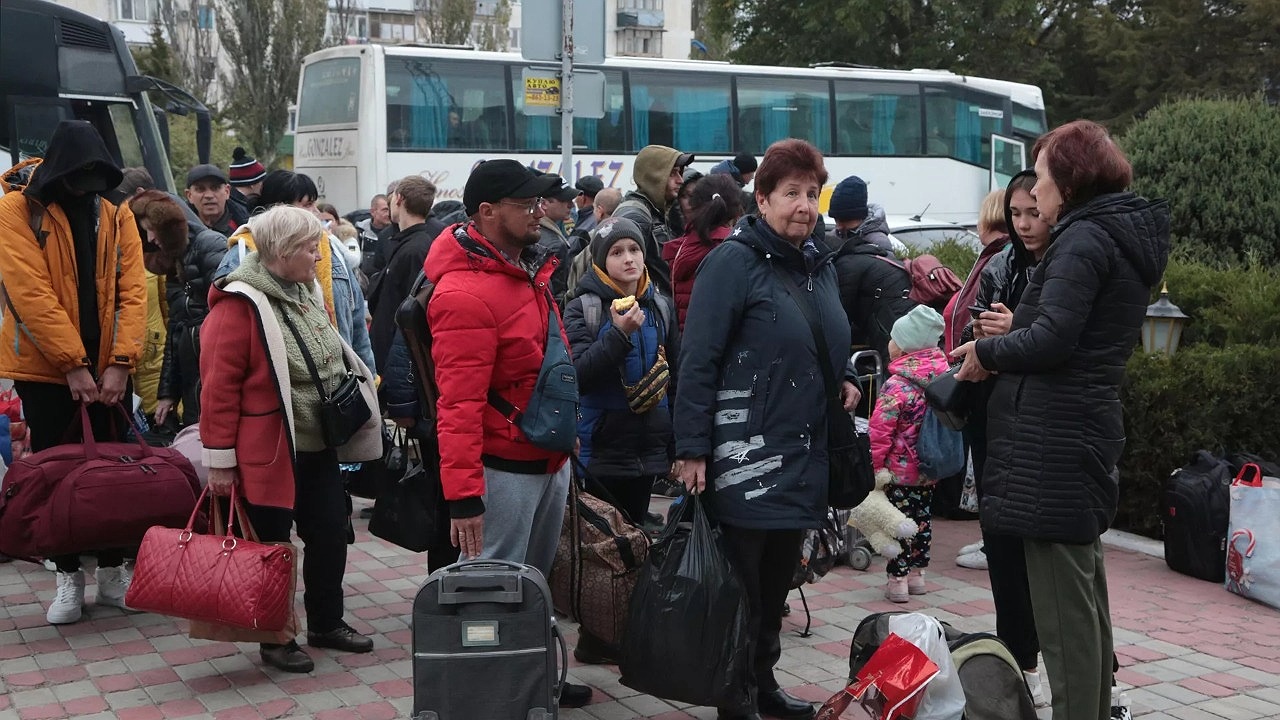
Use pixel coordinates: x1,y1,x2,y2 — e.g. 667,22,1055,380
668,173,744,328
199,206,382,673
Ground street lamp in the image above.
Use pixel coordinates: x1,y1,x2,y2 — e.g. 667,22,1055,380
1142,283,1189,355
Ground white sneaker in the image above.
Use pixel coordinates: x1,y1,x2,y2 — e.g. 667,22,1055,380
95,563,133,610
1111,687,1132,720
956,549,988,570
1024,670,1049,708
958,541,983,556
47,570,86,624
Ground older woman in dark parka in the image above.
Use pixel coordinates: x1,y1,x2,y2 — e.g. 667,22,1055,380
953,120,1170,720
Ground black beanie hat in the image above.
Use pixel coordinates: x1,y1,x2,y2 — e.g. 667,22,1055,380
591,216,646,269
733,152,758,174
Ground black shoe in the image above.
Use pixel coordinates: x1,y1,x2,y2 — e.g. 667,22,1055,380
758,688,816,720
259,641,314,673
558,681,592,708
307,621,374,653
781,601,791,617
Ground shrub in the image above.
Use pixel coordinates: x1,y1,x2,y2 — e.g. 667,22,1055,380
1122,96,1280,265
1155,257,1280,347
1117,344,1280,538
905,238,979,281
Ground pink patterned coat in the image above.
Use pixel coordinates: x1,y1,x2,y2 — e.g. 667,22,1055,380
869,347,953,486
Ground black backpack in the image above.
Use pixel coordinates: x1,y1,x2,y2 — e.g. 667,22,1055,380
835,241,917,360
1161,450,1233,583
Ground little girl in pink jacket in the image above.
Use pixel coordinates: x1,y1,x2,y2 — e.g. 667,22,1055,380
869,305,951,602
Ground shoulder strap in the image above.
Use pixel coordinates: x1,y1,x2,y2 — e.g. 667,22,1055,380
768,264,839,401
486,290,562,422
278,302,339,399
583,294,603,338
652,294,673,341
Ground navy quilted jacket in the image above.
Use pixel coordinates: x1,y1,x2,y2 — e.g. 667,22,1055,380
975,192,1170,543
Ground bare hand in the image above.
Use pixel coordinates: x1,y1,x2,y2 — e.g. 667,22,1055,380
154,398,177,425
207,466,238,497
677,457,707,495
66,367,99,404
451,515,484,559
612,303,645,335
840,381,862,412
975,302,1013,338
951,342,992,382
98,365,131,407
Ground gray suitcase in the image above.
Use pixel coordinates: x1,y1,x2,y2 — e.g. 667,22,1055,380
412,560,567,720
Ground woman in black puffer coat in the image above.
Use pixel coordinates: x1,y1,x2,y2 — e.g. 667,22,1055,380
953,120,1170,720
131,191,227,427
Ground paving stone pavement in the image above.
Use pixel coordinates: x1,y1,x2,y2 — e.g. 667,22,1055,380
2,508,1279,720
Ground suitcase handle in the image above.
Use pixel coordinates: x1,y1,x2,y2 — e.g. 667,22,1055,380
438,571,524,604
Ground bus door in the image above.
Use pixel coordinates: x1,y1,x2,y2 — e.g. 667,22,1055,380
990,134,1026,191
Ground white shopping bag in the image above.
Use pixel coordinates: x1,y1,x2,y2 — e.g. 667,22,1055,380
1226,463,1280,610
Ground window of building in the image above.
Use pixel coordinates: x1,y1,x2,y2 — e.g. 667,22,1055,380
386,58,508,150
834,80,923,156
117,0,154,22
370,12,416,43
197,5,215,30
737,77,831,154
630,70,731,153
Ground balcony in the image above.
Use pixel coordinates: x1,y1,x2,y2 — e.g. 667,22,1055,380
616,10,664,28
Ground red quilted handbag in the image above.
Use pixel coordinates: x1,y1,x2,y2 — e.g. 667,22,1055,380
0,404,201,560
127,484,294,631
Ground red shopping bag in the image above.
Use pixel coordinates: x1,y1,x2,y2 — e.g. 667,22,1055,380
822,632,938,720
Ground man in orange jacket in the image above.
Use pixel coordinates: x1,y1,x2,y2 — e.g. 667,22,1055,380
0,120,147,625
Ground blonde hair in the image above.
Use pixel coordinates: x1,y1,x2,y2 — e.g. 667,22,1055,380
977,189,1007,236
332,219,359,242
249,205,325,264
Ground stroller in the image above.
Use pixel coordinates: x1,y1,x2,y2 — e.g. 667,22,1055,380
840,349,884,572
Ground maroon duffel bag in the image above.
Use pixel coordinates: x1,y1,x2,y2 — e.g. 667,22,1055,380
0,404,202,562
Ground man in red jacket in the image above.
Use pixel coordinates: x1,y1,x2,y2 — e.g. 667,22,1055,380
424,159,591,707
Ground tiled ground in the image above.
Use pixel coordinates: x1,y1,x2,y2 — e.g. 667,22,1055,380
3,509,1279,720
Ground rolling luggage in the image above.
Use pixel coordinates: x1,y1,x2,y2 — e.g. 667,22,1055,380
412,560,567,720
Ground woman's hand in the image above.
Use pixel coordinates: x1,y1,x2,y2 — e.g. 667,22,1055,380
840,381,862,412
154,398,177,425
676,457,707,494
974,302,1013,338
612,303,645,335
66,367,99,404
951,342,992,382
207,466,238,497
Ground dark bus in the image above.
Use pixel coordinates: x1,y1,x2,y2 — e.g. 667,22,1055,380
0,0,209,193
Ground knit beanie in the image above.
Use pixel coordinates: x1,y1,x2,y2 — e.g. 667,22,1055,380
891,305,945,354
229,147,266,187
829,175,869,221
733,152,758,175
591,216,645,269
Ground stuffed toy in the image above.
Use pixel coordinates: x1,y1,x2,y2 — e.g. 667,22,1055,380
848,469,919,558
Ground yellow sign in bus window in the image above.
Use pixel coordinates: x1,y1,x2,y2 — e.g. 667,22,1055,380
524,76,561,108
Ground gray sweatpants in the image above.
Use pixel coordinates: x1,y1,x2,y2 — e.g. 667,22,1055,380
478,462,571,580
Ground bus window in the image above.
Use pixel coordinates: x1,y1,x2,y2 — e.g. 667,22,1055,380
9,100,69,161
511,69,626,153
923,86,1005,167
736,77,831,155
386,57,507,151
1013,104,1047,137
106,103,145,169
299,58,361,128
629,71,730,153
834,81,922,156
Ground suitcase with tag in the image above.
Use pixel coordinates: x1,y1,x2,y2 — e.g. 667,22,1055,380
412,560,567,720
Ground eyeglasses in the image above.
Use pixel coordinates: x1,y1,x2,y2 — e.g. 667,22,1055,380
498,198,544,214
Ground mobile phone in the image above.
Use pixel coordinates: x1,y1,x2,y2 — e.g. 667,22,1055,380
968,304,988,319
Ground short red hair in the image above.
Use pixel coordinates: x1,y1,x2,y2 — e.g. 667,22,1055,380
753,139,828,198
1032,120,1132,210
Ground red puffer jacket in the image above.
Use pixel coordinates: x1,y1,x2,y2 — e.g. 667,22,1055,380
669,225,731,328
425,223,570,517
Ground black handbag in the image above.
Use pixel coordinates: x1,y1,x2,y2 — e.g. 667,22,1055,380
279,307,373,448
923,366,981,431
345,427,405,500
369,439,450,552
769,266,875,510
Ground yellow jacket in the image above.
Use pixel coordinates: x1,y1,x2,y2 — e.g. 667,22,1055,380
0,191,147,384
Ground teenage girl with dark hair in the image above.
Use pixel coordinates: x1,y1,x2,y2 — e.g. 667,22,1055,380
668,173,744,327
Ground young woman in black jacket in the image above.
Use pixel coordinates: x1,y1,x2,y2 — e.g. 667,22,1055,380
954,120,1171,720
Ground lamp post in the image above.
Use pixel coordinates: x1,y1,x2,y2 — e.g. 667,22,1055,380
1142,283,1189,355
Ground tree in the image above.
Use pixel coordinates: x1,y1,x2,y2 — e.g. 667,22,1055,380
155,0,220,105
417,0,475,45
690,0,732,59
474,0,512,52
132,21,183,87
219,0,326,167
1122,96,1280,265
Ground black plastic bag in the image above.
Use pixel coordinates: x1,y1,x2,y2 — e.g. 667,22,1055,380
346,427,405,500
369,440,450,553
618,494,751,709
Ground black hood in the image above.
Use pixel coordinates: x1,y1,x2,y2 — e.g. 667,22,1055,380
1003,169,1039,273
24,120,123,203
1055,192,1171,286
729,215,837,272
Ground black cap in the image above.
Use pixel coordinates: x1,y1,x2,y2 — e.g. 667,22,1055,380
463,160,562,216
186,164,228,188
545,174,579,202
575,175,604,198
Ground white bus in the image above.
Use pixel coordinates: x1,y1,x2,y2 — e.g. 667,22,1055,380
293,45,1046,225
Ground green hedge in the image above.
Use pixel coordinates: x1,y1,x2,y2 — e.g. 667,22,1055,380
1117,344,1280,537
1153,257,1280,347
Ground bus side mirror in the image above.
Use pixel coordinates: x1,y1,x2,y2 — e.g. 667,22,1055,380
153,107,171,156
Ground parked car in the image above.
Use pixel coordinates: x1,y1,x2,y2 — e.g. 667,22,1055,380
886,215,981,253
